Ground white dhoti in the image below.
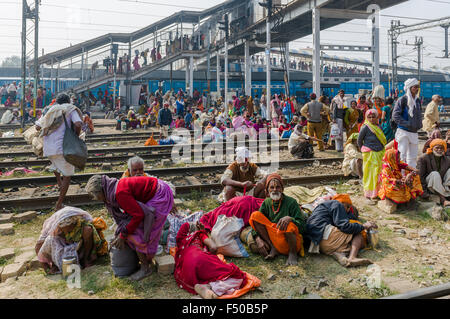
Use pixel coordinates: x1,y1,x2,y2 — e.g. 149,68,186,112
395,128,419,168
335,119,344,152
426,170,450,197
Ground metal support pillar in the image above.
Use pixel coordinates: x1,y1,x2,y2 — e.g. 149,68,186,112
416,36,423,83
127,39,131,106
265,16,271,121
185,58,189,94
20,0,27,129
81,48,85,81
189,55,194,97
443,25,449,58
50,58,54,94
33,0,39,117
285,42,291,96
224,42,229,106
217,54,220,97
312,7,321,96
244,40,252,96
207,27,211,101
371,7,380,89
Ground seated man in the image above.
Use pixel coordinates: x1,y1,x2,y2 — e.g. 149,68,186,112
288,124,321,159
418,139,450,206
249,174,307,266
306,194,377,267
342,133,363,179
121,156,149,178
219,147,266,202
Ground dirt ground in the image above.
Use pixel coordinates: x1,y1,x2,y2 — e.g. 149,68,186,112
0,122,449,299
0,177,448,299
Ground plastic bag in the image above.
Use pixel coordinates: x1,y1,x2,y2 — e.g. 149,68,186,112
330,123,340,139
23,126,38,143
210,215,249,258
62,113,88,169
110,245,139,278
31,136,43,157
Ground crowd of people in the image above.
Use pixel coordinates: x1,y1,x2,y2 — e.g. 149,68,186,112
1,73,443,299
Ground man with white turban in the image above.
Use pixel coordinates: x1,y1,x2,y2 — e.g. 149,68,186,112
392,78,423,168
219,147,267,202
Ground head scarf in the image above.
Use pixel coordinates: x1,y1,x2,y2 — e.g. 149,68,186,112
404,78,419,118
265,173,284,191
364,109,387,146
383,148,401,170
345,133,359,147
236,147,251,164
427,138,447,155
332,194,352,205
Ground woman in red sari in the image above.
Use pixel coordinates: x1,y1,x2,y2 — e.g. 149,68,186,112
174,222,248,299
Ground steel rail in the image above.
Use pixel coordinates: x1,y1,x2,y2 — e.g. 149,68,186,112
382,282,450,299
0,143,291,168
0,173,350,211
0,157,344,188
0,139,290,159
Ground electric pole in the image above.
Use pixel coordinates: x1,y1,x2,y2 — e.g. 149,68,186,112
21,0,40,130
259,0,272,120
218,13,229,113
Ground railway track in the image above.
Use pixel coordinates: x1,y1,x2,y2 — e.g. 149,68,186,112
383,282,450,299
0,131,198,146
0,172,348,211
0,157,343,188
0,157,345,210
0,144,291,169
0,138,290,161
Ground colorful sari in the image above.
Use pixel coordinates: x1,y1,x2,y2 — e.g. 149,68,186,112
381,105,394,142
361,113,387,199
344,108,359,137
174,223,248,296
37,206,108,271
378,149,423,204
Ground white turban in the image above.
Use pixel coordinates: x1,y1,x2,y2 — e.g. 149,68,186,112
404,78,419,118
372,85,385,99
236,146,251,164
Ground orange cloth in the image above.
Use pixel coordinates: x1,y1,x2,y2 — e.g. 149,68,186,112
92,217,108,256
121,169,149,179
378,149,423,204
426,138,447,155
144,133,158,146
83,116,94,133
332,194,352,205
349,220,367,245
265,173,284,189
249,211,304,257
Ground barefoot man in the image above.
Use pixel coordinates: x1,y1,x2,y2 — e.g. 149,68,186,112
306,194,377,267
249,174,307,266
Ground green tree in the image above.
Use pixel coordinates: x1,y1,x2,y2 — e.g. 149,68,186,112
1,55,21,67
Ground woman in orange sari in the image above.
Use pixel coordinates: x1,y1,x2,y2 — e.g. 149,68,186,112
378,148,423,206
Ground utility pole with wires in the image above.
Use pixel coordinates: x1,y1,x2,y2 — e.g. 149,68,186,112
389,16,450,91
21,0,40,131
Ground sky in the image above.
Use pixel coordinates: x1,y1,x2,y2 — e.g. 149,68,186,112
1,0,450,70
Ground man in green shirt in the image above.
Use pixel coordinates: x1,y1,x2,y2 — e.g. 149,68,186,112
249,173,307,266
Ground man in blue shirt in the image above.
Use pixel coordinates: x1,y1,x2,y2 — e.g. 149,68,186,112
392,78,422,168
176,96,185,116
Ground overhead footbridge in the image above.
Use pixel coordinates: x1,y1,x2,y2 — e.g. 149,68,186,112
35,0,408,99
